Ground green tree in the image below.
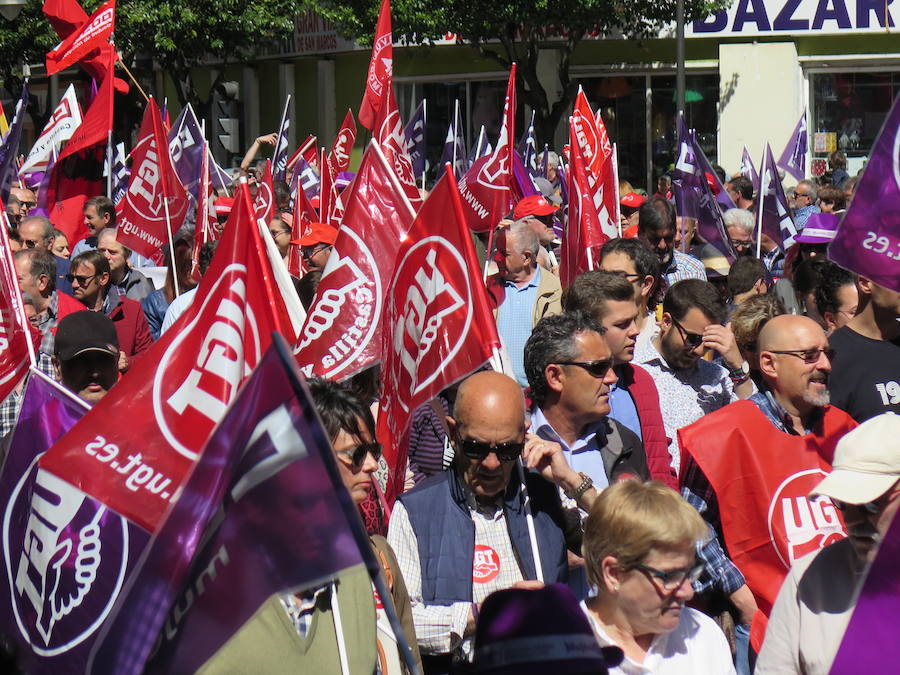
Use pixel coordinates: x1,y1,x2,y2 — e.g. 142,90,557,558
308,0,728,145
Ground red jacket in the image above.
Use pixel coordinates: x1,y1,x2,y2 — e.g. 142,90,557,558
55,291,153,364
618,362,677,489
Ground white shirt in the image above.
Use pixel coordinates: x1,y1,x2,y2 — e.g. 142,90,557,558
160,287,197,335
581,602,736,675
387,497,524,659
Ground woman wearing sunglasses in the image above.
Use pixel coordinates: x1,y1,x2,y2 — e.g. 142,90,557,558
581,481,735,674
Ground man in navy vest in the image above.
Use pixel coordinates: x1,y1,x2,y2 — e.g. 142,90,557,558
387,370,590,673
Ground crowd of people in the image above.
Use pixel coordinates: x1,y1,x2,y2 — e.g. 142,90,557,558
2,133,899,675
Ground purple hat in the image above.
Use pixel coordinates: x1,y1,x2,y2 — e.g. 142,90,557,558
472,584,623,675
795,212,840,244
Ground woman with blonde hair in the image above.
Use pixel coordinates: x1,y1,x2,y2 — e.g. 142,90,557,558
581,481,735,674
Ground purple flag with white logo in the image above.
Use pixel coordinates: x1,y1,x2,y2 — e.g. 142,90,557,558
437,99,468,181
692,137,736,211
830,487,900,672
404,99,427,179
109,142,129,205
518,110,537,174
778,111,808,182
293,156,321,200
87,338,387,675
272,95,292,183
0,371,150,674
168,104,231,198
0,82,29,203
828,95,900,293
757,143,798,250
741,146,758,185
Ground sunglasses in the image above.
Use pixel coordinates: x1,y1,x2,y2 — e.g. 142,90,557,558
65,273,97,286
458,438,524,462
633,562,705,591
671,317,704,349
301,243,331,259
556,359,614,378
730,239,754,249
335,441,382,468
768,348,835,364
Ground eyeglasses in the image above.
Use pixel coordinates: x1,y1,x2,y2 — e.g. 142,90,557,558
832,498,882,516
671,317,704,349
457,438,524,462
768,348,835,364
22,238,42,248
792,190,810,199
729,239,754,249
633,562,705,591
608,270,642,283
301,244,331,259
335,441,382,468
66,273,97,286
556,359,614,378
270,229,290,239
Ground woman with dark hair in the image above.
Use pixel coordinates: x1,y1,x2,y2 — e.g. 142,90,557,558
199,379,422,674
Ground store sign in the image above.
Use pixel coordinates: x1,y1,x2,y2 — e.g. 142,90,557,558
688,0,897,37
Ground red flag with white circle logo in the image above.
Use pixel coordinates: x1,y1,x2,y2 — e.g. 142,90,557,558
253,159,276,224
377,169,501,505
327,109,358,179
294,140,415,381
358,0,392,131
39,183,295,532
0,219,34,402
116,98,189,259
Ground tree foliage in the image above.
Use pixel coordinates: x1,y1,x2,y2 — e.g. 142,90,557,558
309,0,729,145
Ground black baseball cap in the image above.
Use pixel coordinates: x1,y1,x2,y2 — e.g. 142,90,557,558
54,311,119,361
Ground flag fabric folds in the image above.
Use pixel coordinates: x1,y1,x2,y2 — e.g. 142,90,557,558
45,0,115,76
777,111,808,183
38,183,296,532
358,0,393,131
0,222,33,401
272,94,292,183
0,83,29,202
756,143,798,251
828,95,900,293
20,84,82,176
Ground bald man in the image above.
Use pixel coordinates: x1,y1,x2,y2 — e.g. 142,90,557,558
387,370,588,670
679,314,858,656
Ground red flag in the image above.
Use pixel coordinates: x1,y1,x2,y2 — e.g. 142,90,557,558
47,147,105,243
57,47,115,162
359,0,392,130
571,91,619,242
190,144,217,282
116,99,189,259
42,0,127,93
287,186,319,277
374,87,422,207
561,116,610,287
294,140,416,380
573,89,609,176
457,64,516,232
0,220,33,401
327,109,357,178
377,169,502,504
253,159,276,224
45,0,115,75
287,134,318,171
38,183,296,532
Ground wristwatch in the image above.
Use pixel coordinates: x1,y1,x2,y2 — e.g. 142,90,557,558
728,361,750,385
565,472,594,500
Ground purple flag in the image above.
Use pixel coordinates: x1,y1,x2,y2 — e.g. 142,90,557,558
830,496,900,672
512,151,539,201
437,99,468,181
87,338,377,675
740,146,758,185
518,110,537,173
292,156,320,200
778,111,808,182
272,94,292,183
0,82,29,203
757,143,798,250
404,99,427,179
828,95,900,293
0,371,150,674
32,149,58,217
109,142,129,205
692,139,736,211
168,104,231,199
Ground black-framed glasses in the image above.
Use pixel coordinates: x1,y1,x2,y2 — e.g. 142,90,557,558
335,441,382,468
671,317,704,349
301,243,331,259
832,498,881,516
458,438,524,462
22,238,41,248
66,273,97,286
556,359,614,378
269,229,290,239
729,239,754,249
634,562,705,591
768,348,835,364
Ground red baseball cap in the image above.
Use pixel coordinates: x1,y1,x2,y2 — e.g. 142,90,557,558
513,195,557,220
291,221,338,246
619,192,646,209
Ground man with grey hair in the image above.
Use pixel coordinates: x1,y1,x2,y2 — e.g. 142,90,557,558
13,248,83,352
487,222,562,387
789,179,820,229
97,228,155,301
723,208,756,258
17,215,73,294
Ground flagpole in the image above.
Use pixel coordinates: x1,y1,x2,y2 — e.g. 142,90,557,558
420,98,427,191
613,143,622,237
755,187,764,259
516,459,545,583
106,129,113,197
451,99,459,178
330,583,352,675
1,215,36,368
151,97,181,298
483,225,496,283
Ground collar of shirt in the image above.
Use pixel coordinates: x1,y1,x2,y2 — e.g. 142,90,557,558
503,265,541,291
461,478,505,519
638,336,677,373
749,387,822,435
102,285,124,315
531,406,608,454
117,267,132,289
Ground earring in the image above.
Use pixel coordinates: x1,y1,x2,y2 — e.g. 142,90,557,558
612,583,619,591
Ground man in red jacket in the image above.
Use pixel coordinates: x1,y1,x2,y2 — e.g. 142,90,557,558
65,249,153,373
563,270,675,488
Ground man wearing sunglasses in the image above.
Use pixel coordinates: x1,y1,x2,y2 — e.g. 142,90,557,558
13,248,83,353
788,180,820,230
291,221,337,273
758,412,900,674
679,315,858,665
388,370,586,671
